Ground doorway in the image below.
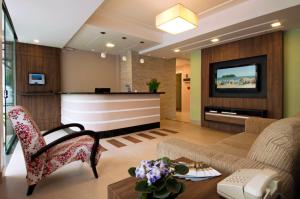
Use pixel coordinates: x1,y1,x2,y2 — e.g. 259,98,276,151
175,59,191,123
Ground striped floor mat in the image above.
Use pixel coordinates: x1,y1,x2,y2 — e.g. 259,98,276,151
102,128,180,151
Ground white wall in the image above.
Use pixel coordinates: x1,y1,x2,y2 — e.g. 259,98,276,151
61,50,120,92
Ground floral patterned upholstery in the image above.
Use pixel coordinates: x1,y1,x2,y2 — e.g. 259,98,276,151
8,106,102,186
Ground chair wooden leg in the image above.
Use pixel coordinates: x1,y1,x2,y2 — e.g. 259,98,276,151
92,164,98,179
27,184,36,196
90,136,100,179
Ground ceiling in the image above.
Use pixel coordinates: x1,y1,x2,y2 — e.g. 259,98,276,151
66,24,158,55
88,0,231,30
6,0,300,58
5,0,105,48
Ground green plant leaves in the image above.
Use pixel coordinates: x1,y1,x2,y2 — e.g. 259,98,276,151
147,78,160,92
166,178,181,194
153,178,166,191
174,164,189,175
138,192,148,199
135,180,151,193
128,167,136,177
161,157,171,165
178,182,186,194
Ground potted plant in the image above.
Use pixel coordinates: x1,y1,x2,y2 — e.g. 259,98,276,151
147,79,160,93
128,157,189,199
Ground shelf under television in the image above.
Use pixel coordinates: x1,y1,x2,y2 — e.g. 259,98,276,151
204,106,267,126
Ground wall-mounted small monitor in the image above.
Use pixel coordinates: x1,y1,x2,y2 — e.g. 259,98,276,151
29,73,45,85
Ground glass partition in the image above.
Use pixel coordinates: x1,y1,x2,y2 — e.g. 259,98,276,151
2,3,17,154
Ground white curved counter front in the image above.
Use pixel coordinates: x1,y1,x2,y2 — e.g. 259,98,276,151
61,93,163,132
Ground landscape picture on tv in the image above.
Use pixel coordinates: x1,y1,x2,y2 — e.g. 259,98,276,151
215,65,257,89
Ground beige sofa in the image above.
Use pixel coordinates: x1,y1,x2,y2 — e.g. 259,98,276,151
157,116,300,199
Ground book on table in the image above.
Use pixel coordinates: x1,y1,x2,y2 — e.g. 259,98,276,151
175,161,221,182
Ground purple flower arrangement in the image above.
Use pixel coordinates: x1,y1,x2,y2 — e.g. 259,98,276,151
128,157,189,199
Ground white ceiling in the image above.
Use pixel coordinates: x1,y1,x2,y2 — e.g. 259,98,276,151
6,0,300,58
143,4,300,58
89,0,231,30
5,0,105,48
66,24,158,55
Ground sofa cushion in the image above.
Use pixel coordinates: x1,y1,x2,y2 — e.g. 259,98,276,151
245,117,277,135
247,117,300,173
208,132,258,157
156,138,216,164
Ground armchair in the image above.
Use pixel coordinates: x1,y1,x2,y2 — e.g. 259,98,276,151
8,106,102,195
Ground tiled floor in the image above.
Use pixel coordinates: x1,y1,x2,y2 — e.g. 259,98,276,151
0,120,231,199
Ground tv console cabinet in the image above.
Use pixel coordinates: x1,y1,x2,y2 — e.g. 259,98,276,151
204,106,267,127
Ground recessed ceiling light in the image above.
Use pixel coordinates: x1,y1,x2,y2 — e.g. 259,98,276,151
211,38,219,43
271,22,281,28
101,32,106,34
100,52,106,58
140,41,144,44
139,58,145,64
106,43,115,48
33,39,39,43
122,37,127,40
174,49,180,53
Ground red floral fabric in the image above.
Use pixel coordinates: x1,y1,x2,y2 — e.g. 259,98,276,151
8,106,102,186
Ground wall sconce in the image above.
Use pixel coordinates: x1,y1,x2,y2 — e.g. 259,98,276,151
139,58,145,64
122,56,127,62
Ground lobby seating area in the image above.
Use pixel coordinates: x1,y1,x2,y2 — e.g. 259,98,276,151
1,1,300,199
158,116,300,198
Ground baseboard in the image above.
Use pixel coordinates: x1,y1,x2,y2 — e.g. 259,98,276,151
96,122,160,138
190,120,201,125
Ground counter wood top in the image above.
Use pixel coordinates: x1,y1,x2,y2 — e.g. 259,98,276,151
59,92,165,95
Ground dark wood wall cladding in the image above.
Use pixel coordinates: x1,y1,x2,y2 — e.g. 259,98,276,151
16,42,61,130
201,32,283,132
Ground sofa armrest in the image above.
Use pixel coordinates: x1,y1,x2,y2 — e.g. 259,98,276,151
245,117,277,135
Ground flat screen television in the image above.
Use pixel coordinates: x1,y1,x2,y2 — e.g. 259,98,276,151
215,64,258,90
210,55,267,98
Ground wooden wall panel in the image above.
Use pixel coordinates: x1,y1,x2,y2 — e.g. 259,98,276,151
16,43,61,130
201,32,283,133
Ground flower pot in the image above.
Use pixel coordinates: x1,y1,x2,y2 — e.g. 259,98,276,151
149,88,157,93
146,193,179,199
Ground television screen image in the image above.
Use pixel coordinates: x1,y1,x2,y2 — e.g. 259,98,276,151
29,73,45,85
215,65,257,89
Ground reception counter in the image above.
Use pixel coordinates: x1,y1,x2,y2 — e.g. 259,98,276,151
61,92,164,135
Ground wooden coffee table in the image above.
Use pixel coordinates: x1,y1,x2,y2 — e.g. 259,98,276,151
107,158,227,199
